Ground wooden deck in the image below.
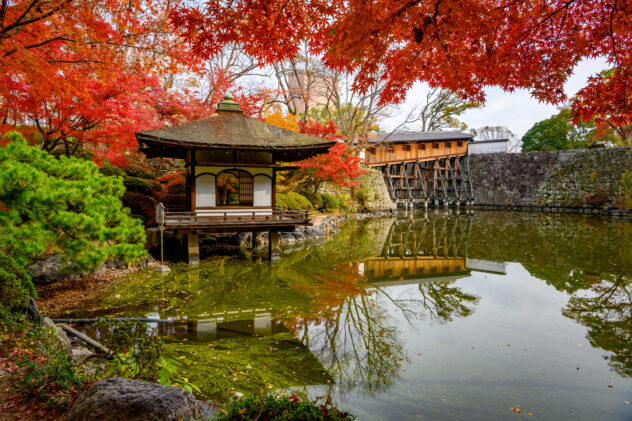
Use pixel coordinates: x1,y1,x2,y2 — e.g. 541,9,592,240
162,209,310,232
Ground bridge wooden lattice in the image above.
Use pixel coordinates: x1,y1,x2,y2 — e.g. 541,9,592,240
375,155,474,208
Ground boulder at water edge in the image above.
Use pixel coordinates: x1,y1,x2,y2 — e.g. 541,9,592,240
66,377,202,421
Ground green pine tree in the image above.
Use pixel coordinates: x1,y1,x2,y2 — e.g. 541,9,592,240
0,132,146,308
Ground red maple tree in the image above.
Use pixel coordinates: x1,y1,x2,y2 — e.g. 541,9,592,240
170,0,632,126
296,119,364,191
0,0,211,162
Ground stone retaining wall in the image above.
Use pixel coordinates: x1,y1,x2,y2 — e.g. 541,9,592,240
469,147,632,214
318,169,396,212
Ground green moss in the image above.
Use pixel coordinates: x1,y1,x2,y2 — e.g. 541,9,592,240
165,334,332,400
299,190,323,209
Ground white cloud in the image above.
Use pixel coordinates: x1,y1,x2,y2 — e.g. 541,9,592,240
379,58,608,138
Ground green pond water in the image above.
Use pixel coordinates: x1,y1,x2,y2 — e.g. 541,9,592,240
65,211,632,420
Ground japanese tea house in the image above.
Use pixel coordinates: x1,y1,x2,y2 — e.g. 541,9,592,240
365,131,475,208
135,94,336,263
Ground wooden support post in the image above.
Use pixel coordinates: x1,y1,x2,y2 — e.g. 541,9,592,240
465,156,474,200
268,231,280,262
188,232,200,265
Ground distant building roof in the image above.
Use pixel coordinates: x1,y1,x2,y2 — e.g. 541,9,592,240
471,138,509,144
136,94,335,161
368,131,474,144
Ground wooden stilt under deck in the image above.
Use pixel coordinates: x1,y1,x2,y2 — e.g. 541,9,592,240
188,232,200,265
269,231,280,262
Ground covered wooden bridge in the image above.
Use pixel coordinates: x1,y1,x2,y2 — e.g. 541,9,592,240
135,94,335,263
364,131,475,208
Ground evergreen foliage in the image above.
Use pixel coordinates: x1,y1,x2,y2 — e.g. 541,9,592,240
521,109,599,152
0,132,146,308
99,162,126,178
123,176,154,196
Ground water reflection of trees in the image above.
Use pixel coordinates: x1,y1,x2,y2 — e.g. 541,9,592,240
299,293,404,396
524,264,632,377
285,215,481,396
562,275,632,377
416,282,479,322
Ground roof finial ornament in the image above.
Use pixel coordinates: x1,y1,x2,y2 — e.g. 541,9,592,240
217,92,242,112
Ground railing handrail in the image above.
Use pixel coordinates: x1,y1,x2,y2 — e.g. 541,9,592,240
164,209,309,216
161,208,310,226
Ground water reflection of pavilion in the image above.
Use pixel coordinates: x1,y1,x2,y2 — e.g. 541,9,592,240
156,309,284,341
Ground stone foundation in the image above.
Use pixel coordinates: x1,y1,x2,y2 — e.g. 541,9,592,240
469,147,632,215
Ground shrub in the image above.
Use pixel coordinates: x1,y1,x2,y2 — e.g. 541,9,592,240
620,170,632,210
214,393,354,421
321,193,342,211
158,172,184,185
13,347,90,408
123,176,153,196
0,306,92,410
91,318,199,393
99,162,126,178
121,191,157,224
0,254,33,309
94,318,165,382
149,180,164,196
165,178,186,195
0,132,146,307
276,191,313,210
124,162,157,180
300,190,324,209
338,193,351,211
50,148,94,161
352,182,372,211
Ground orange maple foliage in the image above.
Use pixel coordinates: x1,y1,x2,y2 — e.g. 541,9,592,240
171,0,632,125
264,108,301,132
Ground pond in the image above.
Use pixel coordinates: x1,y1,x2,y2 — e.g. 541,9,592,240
53,211,632,420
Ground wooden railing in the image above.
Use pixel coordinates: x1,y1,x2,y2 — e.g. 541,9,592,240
158,207,310,228
366,152,467,167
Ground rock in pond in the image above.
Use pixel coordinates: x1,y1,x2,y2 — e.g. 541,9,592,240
67,377,202,421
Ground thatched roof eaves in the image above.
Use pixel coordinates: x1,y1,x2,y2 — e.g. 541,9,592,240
135,111,336,151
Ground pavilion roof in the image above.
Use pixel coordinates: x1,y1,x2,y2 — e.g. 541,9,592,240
135,95,335,161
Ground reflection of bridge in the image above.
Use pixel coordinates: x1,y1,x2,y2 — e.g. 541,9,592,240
364,256,467,284
382,215,472,258
364,214,505,284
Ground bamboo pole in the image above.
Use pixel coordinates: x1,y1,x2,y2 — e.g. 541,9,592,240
58,324,113,356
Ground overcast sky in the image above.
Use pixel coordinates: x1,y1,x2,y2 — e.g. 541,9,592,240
379,58,608,139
